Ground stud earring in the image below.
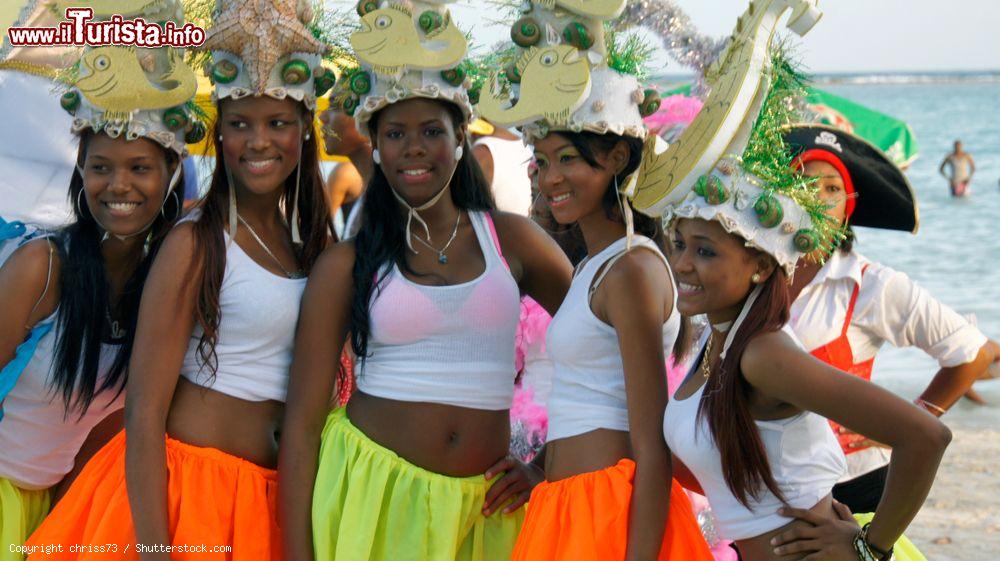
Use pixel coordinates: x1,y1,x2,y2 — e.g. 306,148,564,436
372,149,381,165
217,134,223,141
304,132,311,140
454,146,464,160
751,273,762,284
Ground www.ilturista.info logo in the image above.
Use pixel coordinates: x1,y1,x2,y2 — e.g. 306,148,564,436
6,8,205,48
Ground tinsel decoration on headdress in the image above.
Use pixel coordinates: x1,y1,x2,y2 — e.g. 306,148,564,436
618,0,728,82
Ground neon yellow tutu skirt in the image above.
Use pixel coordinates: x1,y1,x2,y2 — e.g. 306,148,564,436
312,408,524,561
853,513,927,561
1,477,50,561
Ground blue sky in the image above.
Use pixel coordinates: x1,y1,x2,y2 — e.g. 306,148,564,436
445,0,1000,74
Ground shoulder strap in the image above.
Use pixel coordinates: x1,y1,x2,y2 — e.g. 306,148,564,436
24,239,56,330
589,238,673,303
840,264,871,337
481,211,511,272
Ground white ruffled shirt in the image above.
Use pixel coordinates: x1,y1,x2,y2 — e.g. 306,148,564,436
789,250,986,481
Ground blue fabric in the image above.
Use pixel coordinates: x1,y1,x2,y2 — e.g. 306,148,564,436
0,216,55,422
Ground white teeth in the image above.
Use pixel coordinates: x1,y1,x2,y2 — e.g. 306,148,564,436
550,193,571,203
105,202,139,211
402,169,430,176
679,282,703,291
246,158,277,169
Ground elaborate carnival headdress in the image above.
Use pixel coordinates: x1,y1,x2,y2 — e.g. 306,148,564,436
477,0,660,143
58,0,201,157
328,0,473,138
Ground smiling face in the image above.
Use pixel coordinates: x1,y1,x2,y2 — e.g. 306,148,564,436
372,98,465,205
78,133,174,236
802,160,849,225
668,218,775,321
532,133,625,225
218,96,305,198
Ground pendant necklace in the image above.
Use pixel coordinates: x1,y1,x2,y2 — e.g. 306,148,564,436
411,211,462,264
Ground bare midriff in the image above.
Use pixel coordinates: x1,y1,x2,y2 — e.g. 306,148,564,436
544,429,633,482
734,494,836,561
166,377,284,468
345,390,511,477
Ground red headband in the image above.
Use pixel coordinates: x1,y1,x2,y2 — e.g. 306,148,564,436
794,148,856,220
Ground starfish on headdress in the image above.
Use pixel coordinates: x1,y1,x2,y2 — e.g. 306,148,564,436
201,0,329,94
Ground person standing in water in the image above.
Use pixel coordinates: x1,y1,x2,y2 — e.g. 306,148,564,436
939,140,975,197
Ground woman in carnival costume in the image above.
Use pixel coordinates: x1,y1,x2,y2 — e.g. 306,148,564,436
279,1,573,560
782,123,997,514
645,2,946,560
27,0,334,558
0,3,194,557
478,1,715,560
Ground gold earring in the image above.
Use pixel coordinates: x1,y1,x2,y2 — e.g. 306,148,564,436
751,273,762,284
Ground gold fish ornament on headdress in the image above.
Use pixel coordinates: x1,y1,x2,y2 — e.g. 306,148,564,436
75,45,196,122
350,3,467,77
477,45,592,127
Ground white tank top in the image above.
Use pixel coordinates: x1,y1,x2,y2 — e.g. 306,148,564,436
474,137,533,216
357,211,521,410
663,327,847,540
180,221,306,402
546,236,679,442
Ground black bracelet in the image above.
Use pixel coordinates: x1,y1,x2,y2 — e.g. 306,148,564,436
859,523,895,561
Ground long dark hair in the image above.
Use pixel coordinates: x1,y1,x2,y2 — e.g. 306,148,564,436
349,101,494,366
556,131,661,245
52,130,183,415
188,102,333,375
697,266,791,507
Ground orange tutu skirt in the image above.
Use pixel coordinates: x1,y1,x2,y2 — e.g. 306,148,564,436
511,459,712,561
25,431,280,560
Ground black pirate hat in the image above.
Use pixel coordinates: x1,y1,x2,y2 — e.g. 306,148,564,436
784,124,918,233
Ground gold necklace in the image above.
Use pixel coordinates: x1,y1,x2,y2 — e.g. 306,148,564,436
700,332,714,379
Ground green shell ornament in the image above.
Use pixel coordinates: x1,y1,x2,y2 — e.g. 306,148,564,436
511,17,541,48
162,107,189,131
184,121,206,144
210,60,239,84
338,95,361,116
562,22,594,50
313,68,337,97
356,0,378,16
60,91,81,113
440,67,466,87
694,175,729,205
418,10,444,33
348,71,372,95
639,89,661,117
504,63,521,84
467,86,481,105
753,193,784,228
281,59,311,86
793,229,820,253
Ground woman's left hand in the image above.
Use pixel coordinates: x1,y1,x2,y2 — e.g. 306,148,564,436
839,425,891,450
482,455,544,516
770,501,861,561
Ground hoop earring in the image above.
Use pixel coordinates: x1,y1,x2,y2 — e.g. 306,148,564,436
75,189,89,217
372,149,381,165
161,190,181,221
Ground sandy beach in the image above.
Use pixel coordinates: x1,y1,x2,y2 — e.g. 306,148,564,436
905,425,1000,560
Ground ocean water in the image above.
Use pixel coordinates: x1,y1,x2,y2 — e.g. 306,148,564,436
819,83,1000,428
